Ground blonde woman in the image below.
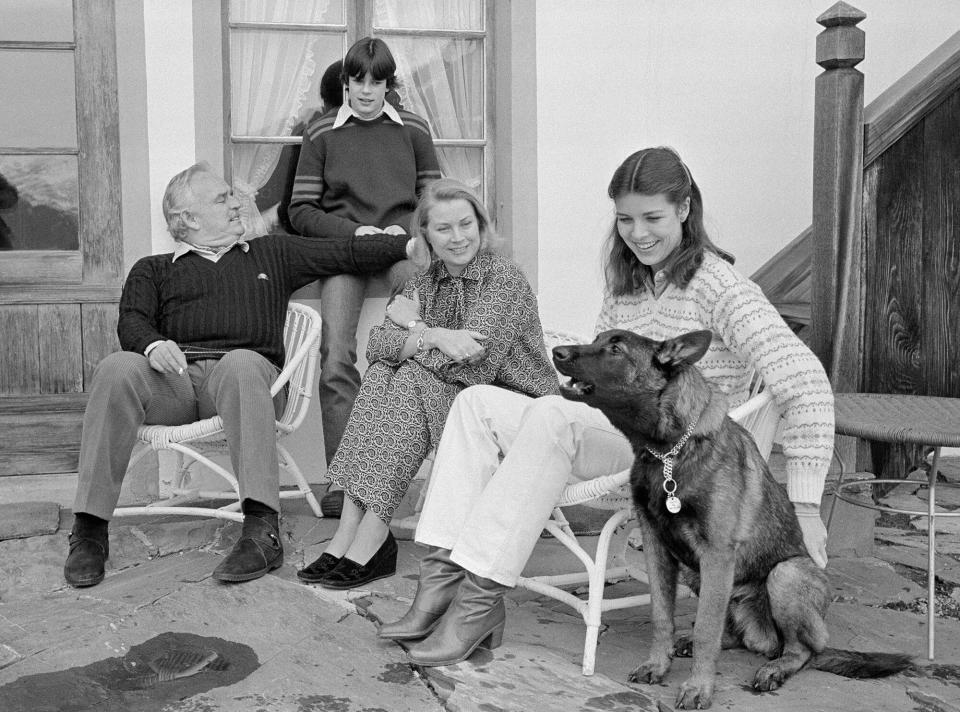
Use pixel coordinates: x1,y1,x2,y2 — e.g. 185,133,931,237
298,178,559,589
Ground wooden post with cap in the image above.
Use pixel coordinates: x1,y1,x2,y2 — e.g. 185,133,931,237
810,1,866,391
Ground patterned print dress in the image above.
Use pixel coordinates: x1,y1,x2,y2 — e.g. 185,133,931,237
328,251,560,521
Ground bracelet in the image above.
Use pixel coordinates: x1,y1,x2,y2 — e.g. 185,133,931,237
416,327,430,353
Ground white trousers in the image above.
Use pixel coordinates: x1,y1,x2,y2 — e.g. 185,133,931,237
415,385,635,586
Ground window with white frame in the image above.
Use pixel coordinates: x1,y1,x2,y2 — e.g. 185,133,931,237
224,0,491,236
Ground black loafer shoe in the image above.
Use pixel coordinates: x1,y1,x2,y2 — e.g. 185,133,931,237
318,533,397,590
320,490,344,518
64,533,109,588
297,552,342,583
212,515,283,583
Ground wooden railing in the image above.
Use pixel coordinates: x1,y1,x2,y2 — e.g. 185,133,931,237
754,7,960,394
806,3,960,481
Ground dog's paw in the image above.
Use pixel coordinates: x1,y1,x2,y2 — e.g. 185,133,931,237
672,635,694,658
675,677,714,709
752,662,787,692
627,658,669,685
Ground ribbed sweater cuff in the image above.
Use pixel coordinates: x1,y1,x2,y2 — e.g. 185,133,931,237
349,233,407,274
786,462,828,505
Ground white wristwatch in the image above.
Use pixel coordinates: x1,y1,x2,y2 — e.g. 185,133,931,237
406,319,425,331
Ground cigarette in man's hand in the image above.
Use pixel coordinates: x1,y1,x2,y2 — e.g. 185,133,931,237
177,367,184,375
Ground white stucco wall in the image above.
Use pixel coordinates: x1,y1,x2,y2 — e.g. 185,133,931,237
534,0,960,336
143,0,196,254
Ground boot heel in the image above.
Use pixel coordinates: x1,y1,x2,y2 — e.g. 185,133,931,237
481,622,505,651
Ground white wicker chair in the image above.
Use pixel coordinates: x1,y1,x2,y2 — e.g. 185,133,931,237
516,328,783,676
112,302,324,523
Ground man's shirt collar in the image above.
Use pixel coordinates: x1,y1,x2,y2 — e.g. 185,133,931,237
172,238,249,262
332,101,404,129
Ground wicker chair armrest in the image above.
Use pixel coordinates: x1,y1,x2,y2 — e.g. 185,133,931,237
138,416,224,449
271,315,320,398
556,468,631,507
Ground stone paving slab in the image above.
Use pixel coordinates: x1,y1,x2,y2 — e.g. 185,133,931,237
876,526,960,556
3,504,960,711
0,501,59,541
0,555,442,712
0,518,224,604
827,555,924,604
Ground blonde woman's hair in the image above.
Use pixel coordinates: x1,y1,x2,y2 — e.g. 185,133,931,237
162,161,212,241
408,178,499,271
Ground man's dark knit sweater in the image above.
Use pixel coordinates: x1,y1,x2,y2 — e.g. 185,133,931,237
288,109,441,239
118,233,407,369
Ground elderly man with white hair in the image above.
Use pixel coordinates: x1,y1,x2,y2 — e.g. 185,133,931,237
64,162,410,588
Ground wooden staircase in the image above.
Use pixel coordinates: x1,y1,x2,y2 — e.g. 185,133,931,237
751,26,960,350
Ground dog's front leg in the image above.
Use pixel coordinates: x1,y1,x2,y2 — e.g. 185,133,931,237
627,518,678,685
675,549,736,710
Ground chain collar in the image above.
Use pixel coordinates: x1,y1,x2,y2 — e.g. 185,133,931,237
645,416,700,514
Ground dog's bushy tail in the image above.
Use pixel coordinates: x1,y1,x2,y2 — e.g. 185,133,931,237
810,648,913,678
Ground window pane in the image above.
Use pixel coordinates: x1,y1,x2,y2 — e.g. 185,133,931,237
0,0,73,42
0,155,79,251
375,0,483,31
436,147,483,196
231,30,344,136
390,37,483,140
230,0,343,24
0,50,77,149
251,143,301,218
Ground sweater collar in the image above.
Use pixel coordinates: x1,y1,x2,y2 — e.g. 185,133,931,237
332,101,404,129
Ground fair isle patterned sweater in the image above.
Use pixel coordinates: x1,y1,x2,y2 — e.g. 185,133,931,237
594,251,835,505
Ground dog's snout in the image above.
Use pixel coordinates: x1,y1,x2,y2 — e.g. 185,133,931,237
552,345,574,362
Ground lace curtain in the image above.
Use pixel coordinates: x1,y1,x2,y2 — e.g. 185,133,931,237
230,0,331,237
375,0,485,192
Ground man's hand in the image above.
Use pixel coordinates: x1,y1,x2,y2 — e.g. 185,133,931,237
354,225,384,236
148,340,188,375
793,502,828,568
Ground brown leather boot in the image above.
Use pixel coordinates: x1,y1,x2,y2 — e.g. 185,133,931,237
378,548,462,641
404,571,508,667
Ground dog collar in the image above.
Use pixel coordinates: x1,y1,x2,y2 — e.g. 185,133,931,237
646,417,699,514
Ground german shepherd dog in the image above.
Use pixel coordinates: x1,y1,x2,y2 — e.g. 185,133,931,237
553,329,911,709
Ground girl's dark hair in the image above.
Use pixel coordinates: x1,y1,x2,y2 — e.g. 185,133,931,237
319,60,344,110
341,37,398,90
603,147,734,296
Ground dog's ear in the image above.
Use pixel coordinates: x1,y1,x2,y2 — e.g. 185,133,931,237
655,330,713,369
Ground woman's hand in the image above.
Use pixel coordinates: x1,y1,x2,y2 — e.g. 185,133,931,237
427,328,488,363
793,502,828,568
386,292,421,327
383,224,407,236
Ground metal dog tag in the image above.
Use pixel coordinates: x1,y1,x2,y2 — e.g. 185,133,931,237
665,495,681,514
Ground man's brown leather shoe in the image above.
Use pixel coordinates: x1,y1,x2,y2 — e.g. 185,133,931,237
212,515,283,583
64,531,109,588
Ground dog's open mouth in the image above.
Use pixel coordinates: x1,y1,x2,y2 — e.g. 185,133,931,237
559,377,594,398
